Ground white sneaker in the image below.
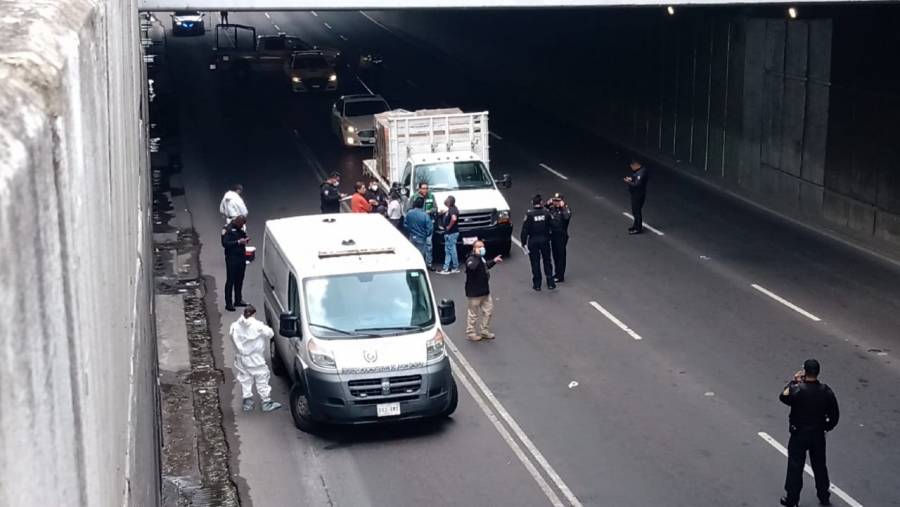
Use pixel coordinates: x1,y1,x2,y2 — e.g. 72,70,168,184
436,270,451,275
449,268,460,274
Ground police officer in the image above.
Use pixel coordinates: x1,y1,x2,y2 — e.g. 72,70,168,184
624,158,648,234
547,193,572,283
778,359,840,507
520,194,555,291
320,172,343,214
222,215,250,312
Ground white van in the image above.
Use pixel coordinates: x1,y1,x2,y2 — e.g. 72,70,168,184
262,213,458,432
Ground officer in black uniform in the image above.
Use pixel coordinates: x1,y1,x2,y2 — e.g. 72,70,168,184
778,359,840,507
222,215,250,312
624,159,649,234
320,172,343,214
520,194,555,291
547,193,572,283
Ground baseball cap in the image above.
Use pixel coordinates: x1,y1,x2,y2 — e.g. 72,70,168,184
803,359,820,376
552,192,564,200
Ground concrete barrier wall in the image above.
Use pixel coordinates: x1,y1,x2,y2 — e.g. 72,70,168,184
0,1,157,506
370,8,900,255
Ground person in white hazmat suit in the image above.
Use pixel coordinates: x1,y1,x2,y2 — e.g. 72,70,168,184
219,183,248,224
230,305,282,412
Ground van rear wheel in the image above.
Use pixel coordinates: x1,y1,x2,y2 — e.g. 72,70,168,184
270,338,286,377
289,382,318,433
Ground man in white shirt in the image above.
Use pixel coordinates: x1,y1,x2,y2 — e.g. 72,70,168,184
219,184,248,224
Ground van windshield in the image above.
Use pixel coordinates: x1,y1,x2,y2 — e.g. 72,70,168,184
414,161,494,190
304,270,435,338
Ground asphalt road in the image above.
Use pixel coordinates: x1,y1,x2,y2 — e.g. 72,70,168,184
161,10,900,507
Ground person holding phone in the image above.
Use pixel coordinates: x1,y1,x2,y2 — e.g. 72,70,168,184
222,215,250,312
778,359,840,507
464,240,502,341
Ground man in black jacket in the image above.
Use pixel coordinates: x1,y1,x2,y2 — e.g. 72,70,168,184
464,240,502,341
222,215,250,312
779,359,840,507
521,194,555,291
548,193,572,283
320,172,343,214
624,159,649,234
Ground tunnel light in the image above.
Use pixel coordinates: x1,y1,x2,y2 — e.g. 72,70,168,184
666,6,675,15
787,7,798,19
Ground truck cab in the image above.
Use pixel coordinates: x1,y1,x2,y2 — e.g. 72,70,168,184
262,214,458,432
363,109,513,256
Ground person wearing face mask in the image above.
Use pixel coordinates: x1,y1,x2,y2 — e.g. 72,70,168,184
464,240,503,341
320,172,344,214
365,179,387,215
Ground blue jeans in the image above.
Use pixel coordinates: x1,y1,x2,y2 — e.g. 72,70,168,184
424,234,433,266
443,232,459,270
410,236,427,260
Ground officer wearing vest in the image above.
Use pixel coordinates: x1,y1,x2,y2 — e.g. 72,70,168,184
520,194,555,291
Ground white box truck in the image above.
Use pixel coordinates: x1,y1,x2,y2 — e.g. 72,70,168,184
262,213,459,432
363,108,513,256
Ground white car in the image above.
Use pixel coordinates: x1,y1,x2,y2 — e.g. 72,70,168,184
171,11,204,36
286,51,338,93
331,94,391,147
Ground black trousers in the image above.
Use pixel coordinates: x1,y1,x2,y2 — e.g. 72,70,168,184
550,234,568,279
225,256,247,307
527,241,553,288
784,430,830,503
630,192,646,231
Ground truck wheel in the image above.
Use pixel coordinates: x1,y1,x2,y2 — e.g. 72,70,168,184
496,240,512,258
440,377,459,418
289,382,318,433
270,338,286,377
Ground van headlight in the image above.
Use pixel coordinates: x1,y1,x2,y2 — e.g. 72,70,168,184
328,73,338,82
308,340,336,369
345,125,355,133
426,329,446,362
497,209,510,224
291,76,302,83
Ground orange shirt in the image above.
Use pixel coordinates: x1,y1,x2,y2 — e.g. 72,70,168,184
351,192,372,213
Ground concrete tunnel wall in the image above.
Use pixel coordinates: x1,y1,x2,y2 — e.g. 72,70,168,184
0,0,158,506
371,7,900,254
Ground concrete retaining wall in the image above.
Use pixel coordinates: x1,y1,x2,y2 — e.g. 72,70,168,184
0,1,157,506
371,8,900,256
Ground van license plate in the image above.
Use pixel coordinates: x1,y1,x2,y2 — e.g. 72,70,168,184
376,402,401,417
462,237,477,246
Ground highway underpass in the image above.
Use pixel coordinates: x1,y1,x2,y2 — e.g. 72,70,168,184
3,1,900,506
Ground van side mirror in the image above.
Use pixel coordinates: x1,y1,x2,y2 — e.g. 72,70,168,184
438,299,456,325
496,174,512,189
279,312,299,337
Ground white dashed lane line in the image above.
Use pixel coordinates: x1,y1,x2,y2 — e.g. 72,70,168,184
264,12,270,19
751,284,822,322
539,163,569,180
589,301,643,340
273,24,280,31
489,131,503,141
339,34,349,41
323,22,333,30
621,212,665,236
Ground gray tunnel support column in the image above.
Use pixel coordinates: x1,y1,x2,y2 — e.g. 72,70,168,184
0,0,158,506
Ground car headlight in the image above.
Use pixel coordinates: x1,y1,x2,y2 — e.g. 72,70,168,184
497,209,510,224
426,328,446,362
175,20,183,25
345,125,355,133
328,74,337,82
345,136,355,145
308,339,336,369
292,76,302,83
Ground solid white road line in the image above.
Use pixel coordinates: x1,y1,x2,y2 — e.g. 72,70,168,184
360,11,393,33
539,163,569,180
449,357,565,507
751,284,822,322
355,75,374,95
489,131,504,141
621,212,665,236
323,22,333,30
589,301,643,340
446,339,583,507
757,432,863,507
511,237,528,254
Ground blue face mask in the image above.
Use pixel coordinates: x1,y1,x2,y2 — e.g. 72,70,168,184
478,247,487,256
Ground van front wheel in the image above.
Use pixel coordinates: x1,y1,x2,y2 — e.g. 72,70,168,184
289,382,318,433
440,377,458,418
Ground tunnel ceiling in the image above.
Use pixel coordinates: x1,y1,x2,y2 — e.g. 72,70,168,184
139,0,866,10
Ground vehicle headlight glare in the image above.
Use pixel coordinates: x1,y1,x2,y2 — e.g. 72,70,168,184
346,125,355,133
346,136,355,145
292,76,301,83
426,329,446,361
329,74,338,82
308,340,336,369
175,20,183,25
